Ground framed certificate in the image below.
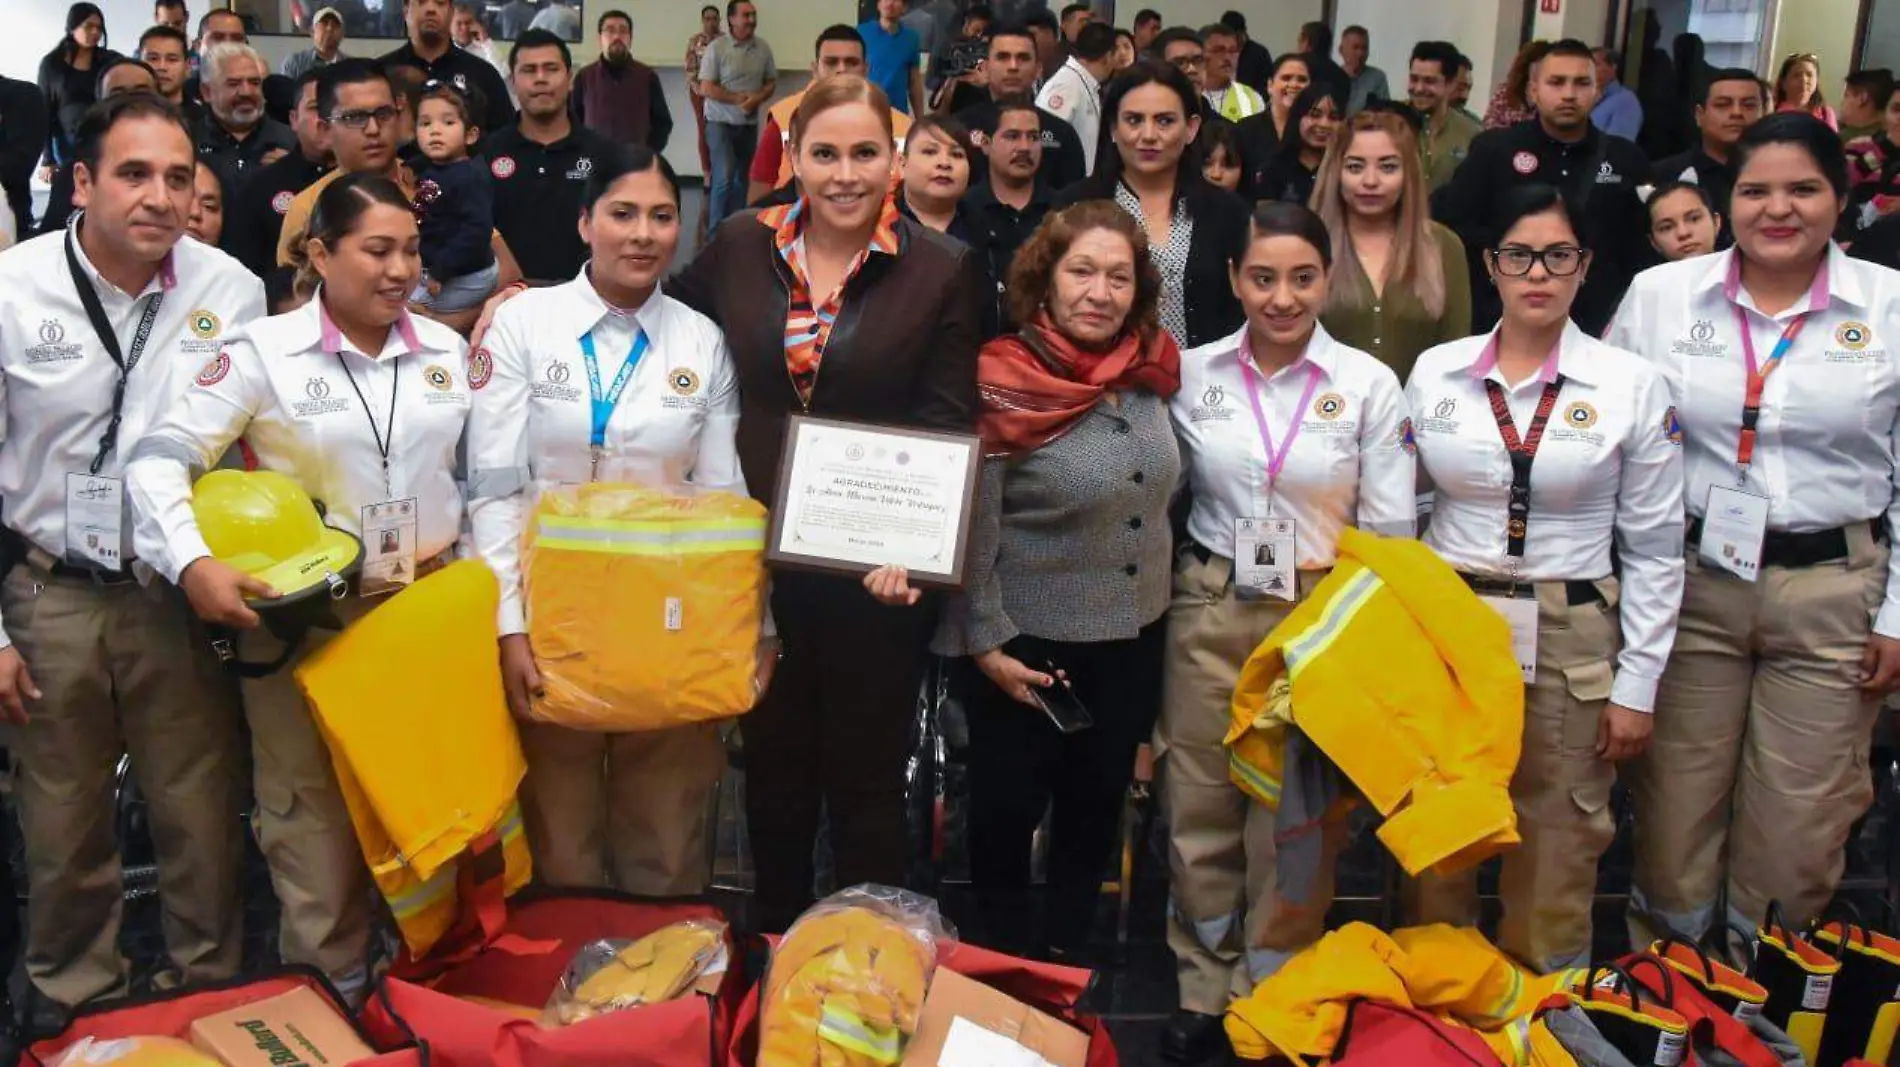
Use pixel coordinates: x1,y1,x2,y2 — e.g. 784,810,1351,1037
766,415,982,590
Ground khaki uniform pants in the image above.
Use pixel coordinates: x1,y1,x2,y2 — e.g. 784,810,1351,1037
1411,579,1621,974
1628,530,1887,945
1158,549,1344,1015
520,721,727,896
2,563,244,1008
239,596,375,998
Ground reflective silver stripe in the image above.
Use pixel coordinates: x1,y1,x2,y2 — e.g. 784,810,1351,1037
127,436,205,473
467,465,528,499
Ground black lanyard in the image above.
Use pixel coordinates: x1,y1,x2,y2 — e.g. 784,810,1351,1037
64,229,165,475
1484,376,1566,562
334,354,399,497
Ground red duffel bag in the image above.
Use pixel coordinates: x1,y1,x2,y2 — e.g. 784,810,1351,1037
723,937,1119,1067
24,967,415,1066
360,887,744,1067
1326,999,1507,1066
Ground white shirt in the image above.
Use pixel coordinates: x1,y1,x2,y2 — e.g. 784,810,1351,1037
1172,323,1416,567
0,225,263,632
1606,245,1900,638
1036,56,1102,175
1407,323,1686,711
127,295,471,585
466,272,744,635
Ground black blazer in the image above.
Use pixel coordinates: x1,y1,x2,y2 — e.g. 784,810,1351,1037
668,211,983,510
1051,170,1249,349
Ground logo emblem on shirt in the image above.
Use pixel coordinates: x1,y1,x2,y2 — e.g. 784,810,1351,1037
1662,405,1682,445
38,320,64,345
1204,385,1225,409
568,156,595,181
1837,321,1872,350
491,155,517,179
670,368,701,396
1512,151,1538,175
423,364,453,391
1690,319,1716,343
271,190,295,214
547,360,571,384
452,73,468,91
306,377,332,400
1048,93,1066,110
468,346,493,390
26,319,81,364
195,352,230,387
1398,417,1417,455
1433,398,1455,419
1188,383,1233,423
1314,393,1346,420
1596,161,1622,184
189,310,221,339
1564,401,1598,429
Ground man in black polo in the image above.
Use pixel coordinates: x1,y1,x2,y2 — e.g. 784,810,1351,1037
225,67,331,284
963,96,1051,334
194,42,297,208
954,23,1085,192
379,0,513,137
1432,38,1649,336
1650,68,1764,234
481,30,629,285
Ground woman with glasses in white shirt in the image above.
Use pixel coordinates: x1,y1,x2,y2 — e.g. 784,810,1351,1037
1158,200,1414,1065
466,146,755,898
1407,182,1685,975
1607,112,1900,946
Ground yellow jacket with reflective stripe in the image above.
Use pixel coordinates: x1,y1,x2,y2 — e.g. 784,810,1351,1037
526,483,767,731
295,560,532,958
1224,923,1585,1066
759,907,934,1067
1225,527,1524,877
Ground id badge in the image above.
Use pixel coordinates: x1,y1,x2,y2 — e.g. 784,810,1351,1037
1479,595,1540,684
1700,485,1770,583
359,498,419,597
64,473,126,570
1234,517,1298,602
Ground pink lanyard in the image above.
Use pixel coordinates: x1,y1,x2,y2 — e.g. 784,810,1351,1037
1237,351,1323,513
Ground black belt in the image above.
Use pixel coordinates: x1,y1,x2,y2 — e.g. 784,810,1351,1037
4,531,138,586
1189,540,1216,565
1460,573,1605,606
45,559,138,586
1684,517,1885,569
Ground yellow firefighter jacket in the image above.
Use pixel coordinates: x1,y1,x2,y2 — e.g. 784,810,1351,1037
759,906,936,1067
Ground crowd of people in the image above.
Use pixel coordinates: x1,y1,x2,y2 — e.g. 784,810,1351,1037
0,1,1896,1065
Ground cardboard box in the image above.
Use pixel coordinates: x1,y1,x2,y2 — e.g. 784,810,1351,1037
900,968,1089,1067
189,987,375,1067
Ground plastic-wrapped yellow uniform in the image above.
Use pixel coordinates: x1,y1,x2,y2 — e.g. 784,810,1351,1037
525,483,767,730
294,561,532,958
52,1037,224,1067
546,921,729,1026
1225,528,1525,878
759,906,937,1067
1224,922,1584,1065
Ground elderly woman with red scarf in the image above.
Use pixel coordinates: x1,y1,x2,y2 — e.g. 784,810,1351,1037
933,199,1182,963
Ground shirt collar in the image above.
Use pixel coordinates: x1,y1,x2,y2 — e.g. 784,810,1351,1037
1705,243,1862,312
68,214,177,299
967,179,1051,211
1467,321,1598,388
1230,322,1340,382
568,265,666,341
760,195,904,258
1064,55,1099,93
310,290,427,359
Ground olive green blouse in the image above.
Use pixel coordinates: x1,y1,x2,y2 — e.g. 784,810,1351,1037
1320,222,1473,385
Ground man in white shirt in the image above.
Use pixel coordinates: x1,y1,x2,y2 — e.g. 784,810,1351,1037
0,93,261,1020
1035,20,1112,174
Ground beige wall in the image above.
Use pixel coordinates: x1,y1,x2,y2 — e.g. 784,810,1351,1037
1767,0,1856,87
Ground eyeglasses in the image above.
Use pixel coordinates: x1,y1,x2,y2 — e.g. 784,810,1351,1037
330,105,399,129
1490,245,1586,276
1169,54,1206,71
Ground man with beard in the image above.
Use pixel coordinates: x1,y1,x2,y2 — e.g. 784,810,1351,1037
1432,38,1648,335
225,66,331,282
482,29,629,283
381,0,513,137
962,96,1050,331
572,10,672,153
193,43,296,208
1410,40,1480,192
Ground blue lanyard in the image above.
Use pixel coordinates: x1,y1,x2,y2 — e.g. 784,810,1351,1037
579,327,651,451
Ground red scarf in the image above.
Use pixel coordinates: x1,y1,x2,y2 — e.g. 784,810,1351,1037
976,313,1181,457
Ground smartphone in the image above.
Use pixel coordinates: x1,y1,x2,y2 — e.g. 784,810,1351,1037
1029,660,1093,734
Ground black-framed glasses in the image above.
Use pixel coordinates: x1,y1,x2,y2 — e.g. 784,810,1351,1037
329,105,398,129
1489,245,1586,277
1169,54,1206,70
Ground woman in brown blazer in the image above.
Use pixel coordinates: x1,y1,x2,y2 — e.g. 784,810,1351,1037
669,74,983,932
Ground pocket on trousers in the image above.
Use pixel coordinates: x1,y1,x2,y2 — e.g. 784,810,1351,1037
1559,659,1614,751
